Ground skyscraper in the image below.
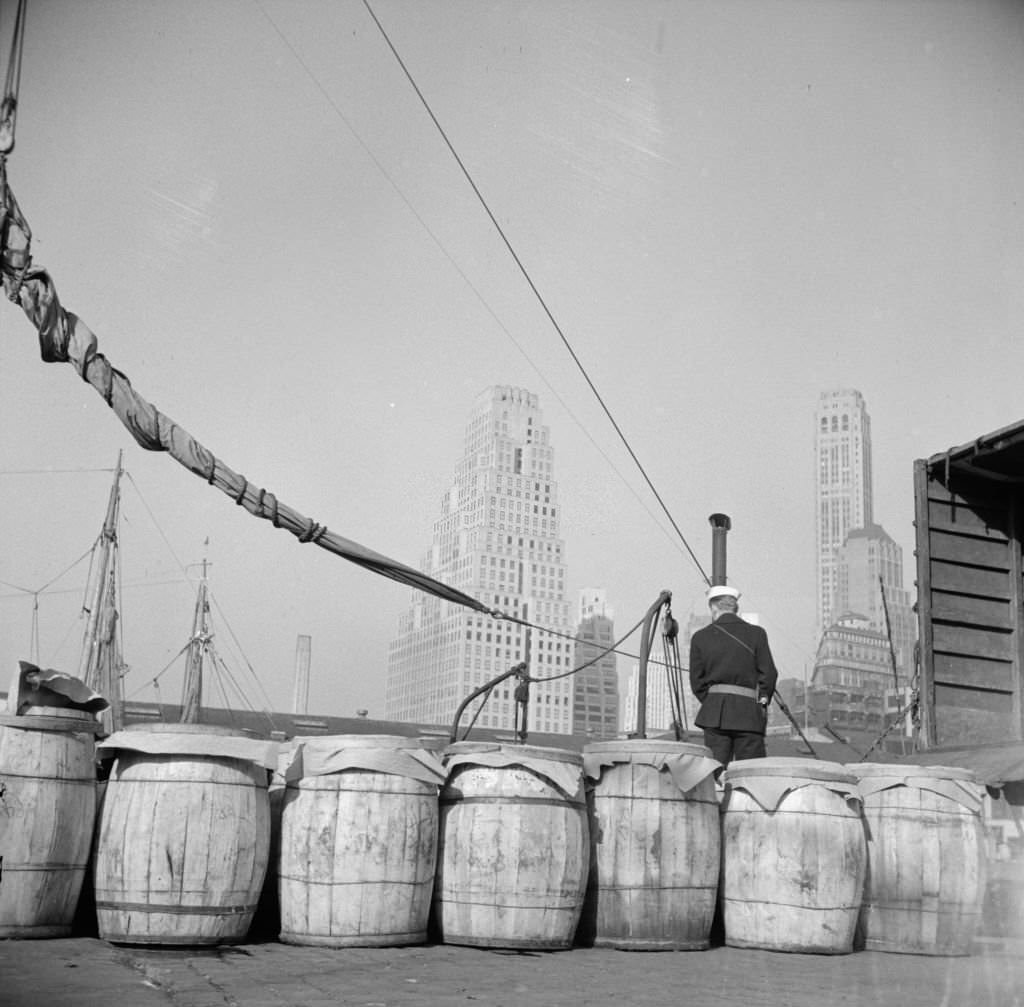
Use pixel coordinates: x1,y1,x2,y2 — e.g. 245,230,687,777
384,386,574,733
815,389,873,631
572,589,619,739
834,523,915,681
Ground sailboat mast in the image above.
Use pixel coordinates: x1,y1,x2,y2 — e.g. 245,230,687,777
78,452,123,690
180,555,212,724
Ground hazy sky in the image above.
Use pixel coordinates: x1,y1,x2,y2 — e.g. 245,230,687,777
1,0,1022,721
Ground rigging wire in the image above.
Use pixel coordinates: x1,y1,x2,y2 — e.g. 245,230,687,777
362,0,709,585
125,642,190,699
525,613,645,683
207,653,238,726
125,472,277,717
494,608,665,668
252,3,691,565
207,593,279,723
212,649,271,721
1,546,98,665
0,548,96,599
0,467,117,475
124,472,194,585
0,579,195,601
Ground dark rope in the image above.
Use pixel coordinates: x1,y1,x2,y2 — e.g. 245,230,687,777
0,0,27,156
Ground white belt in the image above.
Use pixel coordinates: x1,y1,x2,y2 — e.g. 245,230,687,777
708,684,758,700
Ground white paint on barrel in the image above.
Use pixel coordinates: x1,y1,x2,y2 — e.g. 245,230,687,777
0,708,98,938
721,756,867,954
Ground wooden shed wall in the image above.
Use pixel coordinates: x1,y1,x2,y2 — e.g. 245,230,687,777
914,459,1024,747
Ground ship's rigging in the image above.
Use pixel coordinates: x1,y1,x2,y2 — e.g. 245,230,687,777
77,451,126,735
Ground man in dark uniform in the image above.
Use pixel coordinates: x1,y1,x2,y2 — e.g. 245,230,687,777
689,584,778,766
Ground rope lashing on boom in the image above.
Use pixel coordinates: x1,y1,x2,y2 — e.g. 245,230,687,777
0,176,489,614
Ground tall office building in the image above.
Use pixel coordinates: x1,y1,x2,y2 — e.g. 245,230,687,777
385,386,574,733
572,589,619,739
833,523,915,681
815,389,873,631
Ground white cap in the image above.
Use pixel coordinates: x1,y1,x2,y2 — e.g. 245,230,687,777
707,584,741,602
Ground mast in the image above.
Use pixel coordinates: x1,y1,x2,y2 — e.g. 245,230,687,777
79,450,125,734
180,553,212,724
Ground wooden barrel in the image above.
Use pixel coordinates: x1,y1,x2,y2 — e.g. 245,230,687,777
93,724,271,946
851,763,987,955
0,708,99,937
278,734,442,947
435,741,589,949
581,739,720,950
721,756,867,954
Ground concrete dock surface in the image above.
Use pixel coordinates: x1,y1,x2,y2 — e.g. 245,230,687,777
1,936,1022,1007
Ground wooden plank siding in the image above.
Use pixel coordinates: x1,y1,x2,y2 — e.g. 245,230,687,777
926,532,1012,572
926,496,1011,541
933,653,1015,693
914,457,1024,748
927,592,1012,630
932,623,1015,665
928,560,1011,599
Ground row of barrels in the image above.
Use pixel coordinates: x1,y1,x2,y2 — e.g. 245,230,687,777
0,712,990,955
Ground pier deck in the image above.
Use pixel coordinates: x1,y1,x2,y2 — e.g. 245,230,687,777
1,936,1021,1007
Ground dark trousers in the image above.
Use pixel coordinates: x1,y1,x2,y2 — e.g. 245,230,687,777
702,726,766,767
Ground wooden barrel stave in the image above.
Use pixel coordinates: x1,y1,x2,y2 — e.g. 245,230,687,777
854,765,987,956
435,745,589,950
0,713,98,938
278,767,438,947
94,751,270,946
583,741,719,950
721,758,867,955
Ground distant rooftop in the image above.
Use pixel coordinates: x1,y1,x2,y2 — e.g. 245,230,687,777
845,522,893,541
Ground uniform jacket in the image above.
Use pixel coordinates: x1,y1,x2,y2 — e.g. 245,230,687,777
689,612,778,733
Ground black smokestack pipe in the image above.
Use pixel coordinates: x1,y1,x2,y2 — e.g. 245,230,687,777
709,513,731,586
